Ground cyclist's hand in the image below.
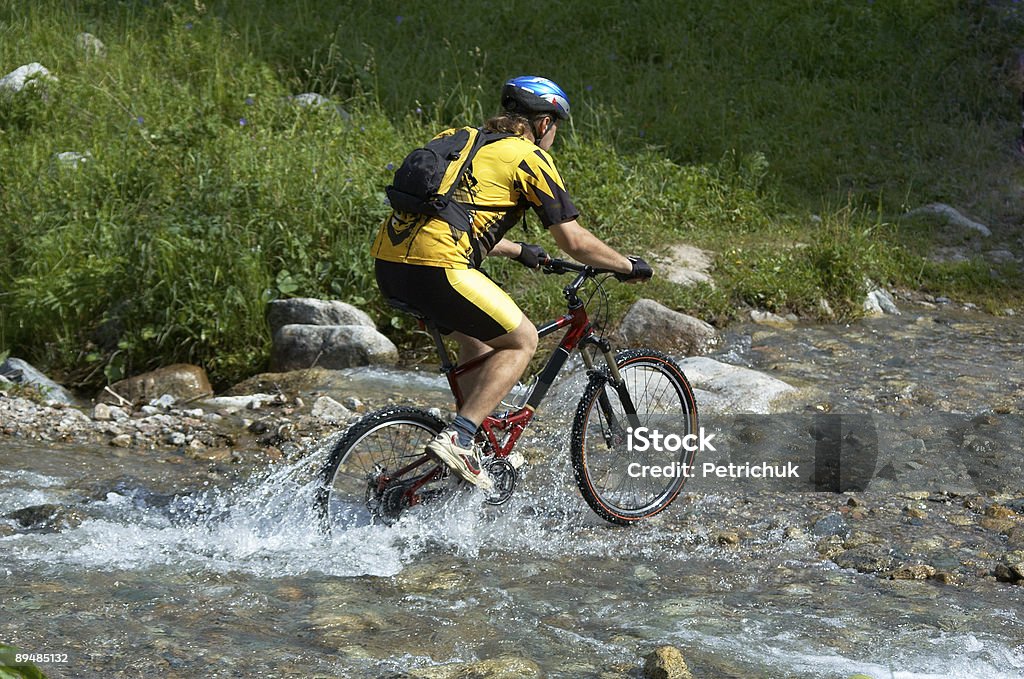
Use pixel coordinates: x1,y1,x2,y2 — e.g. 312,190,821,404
514,242,549,269
614,256,653,283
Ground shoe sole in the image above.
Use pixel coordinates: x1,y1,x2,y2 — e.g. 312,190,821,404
427,441,494,491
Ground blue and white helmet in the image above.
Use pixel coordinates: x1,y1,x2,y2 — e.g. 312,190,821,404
501,75,570,120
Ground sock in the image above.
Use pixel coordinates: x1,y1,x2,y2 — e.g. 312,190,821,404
451,414,478,448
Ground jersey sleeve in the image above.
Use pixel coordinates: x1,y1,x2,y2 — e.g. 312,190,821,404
513,148,580,227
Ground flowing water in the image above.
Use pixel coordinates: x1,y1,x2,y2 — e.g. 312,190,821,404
2,308,1023,678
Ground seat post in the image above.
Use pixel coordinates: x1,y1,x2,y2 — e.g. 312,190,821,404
426,320,456,373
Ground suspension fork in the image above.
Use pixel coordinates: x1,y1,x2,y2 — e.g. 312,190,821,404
580,336,641,432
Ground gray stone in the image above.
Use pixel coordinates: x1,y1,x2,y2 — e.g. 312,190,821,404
100,364,213,405
271,324,398,371
654,243,715,287
5,504,85,531
310,395,352,424
906,203,992,237
0,357,75,404
813,512,851,538
675,356,798,415
750,309,794,328
0,63,56,95
75,32,106,57
266,298,375,335
616,299,719,356
864,288,900,316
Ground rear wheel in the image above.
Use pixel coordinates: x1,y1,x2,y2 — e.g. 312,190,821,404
315,406,446,533
570,349,698,525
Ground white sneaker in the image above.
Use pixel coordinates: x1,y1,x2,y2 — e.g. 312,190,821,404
426,428,494,491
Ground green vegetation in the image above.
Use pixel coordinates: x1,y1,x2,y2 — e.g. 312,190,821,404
0,645,47,679
1,0,1021,388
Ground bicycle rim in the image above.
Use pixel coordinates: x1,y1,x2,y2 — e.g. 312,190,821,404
571,350,698,525
317,407,445,532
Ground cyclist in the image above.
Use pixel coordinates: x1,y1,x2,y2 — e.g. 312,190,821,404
371,75,652,490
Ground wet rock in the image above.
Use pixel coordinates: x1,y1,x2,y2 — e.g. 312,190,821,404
266,298,374,335
5,503,85,531
676,356,798,415
643,645,693,679
833,545,895,574
310,396,352,424
994,562,1024,584
616,299,719,356
271,324,398,371
409,656,542,678
891,564,937,580
813,512,851,538
110,433,133,448
750,309,794,329
716,531,740,546
101,364,213,406
0,357,75,403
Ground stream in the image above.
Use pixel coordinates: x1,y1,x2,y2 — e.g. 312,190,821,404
1,306,1023,678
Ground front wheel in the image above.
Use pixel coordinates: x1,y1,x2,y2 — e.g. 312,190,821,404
315,406,446,533
571,349,699,525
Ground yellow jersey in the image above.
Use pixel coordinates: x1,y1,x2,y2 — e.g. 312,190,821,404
371,131,579,269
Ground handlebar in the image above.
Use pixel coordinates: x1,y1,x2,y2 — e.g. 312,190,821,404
539,256,613,277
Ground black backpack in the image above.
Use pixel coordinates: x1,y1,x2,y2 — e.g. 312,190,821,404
385,126,508,232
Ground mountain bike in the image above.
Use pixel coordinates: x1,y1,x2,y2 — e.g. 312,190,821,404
315,258,699,530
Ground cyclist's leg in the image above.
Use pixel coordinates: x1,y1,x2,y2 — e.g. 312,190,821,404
450,318,537,425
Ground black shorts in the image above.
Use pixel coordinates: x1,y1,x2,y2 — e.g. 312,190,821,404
375,260,523,342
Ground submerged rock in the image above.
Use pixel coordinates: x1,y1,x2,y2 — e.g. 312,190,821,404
5,503,85,531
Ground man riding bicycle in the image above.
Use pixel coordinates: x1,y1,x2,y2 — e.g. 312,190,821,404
371,75,652,490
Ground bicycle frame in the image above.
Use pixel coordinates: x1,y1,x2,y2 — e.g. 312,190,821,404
423,262,636,461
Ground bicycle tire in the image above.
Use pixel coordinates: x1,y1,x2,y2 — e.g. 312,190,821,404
315,406,446,533
570,348,698,525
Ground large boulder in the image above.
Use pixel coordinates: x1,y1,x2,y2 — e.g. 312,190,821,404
0,357,75,404
616,299,719,356
266,298,374,335
100,364,213,405
271,325,398,371
676,356,798,415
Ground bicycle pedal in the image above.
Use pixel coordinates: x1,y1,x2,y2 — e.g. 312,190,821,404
507,452,527,469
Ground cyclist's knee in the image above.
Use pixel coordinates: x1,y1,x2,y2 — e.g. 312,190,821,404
512,317,538,354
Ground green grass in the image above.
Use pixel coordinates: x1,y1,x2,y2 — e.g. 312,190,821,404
1,0,1022,388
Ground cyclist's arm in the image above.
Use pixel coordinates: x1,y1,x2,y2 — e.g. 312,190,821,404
549,220,633,274
487,239,522,258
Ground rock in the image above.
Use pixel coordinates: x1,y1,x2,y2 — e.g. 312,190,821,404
75,32,106,57
270,324,398,371
54,150,92,168
289,93,351,119
409,656,542,678
266,298,374,335
750,309,794,328
202,393,282,412
5,504,85,531
891,564,936,580
0,357,75,404
0,63,56,95
616,299,719,356
863,289,900,316
994,562,1024,584
813,513,851,538
110,434,133,448
655,243,715,287
100,364,213,405
716,531,740,546
833,545,895,574
905,203,992,237
675,356,798,415
643,645,693,679
310,395,352,424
